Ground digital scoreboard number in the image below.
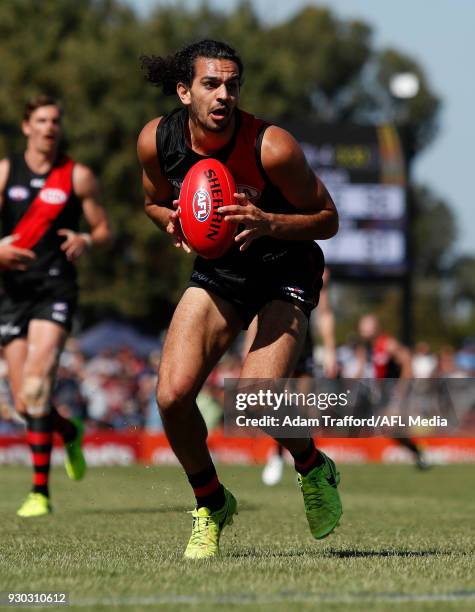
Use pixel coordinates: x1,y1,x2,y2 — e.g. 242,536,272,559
286,123,408,278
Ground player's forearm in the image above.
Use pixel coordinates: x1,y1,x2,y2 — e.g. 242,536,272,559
266,209,338,241
88,221,111,247
144,201,173,232
317,311,336,352
398,358,413,379
0,244,13,269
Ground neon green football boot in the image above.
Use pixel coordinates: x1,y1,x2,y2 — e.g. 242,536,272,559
298,451,342,539
16,492,52,518
64,418,86,481
184,487,238,559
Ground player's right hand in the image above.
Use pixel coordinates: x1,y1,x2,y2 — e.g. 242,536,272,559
167,200,191,253
0,235,36,271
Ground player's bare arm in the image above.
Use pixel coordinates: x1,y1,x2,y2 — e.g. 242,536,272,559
0,157,10,208
57,163,111,262
137,118,191,252
220,126,338,250
0,157,36,270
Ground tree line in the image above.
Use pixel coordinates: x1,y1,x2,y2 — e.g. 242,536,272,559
0,0,472,344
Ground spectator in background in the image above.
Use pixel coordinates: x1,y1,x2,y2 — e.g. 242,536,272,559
436,345,467,378
412,342,436,378
80,370,109,426
456,338,475,376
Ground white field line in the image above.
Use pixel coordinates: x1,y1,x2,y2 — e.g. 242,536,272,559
71,590,475,606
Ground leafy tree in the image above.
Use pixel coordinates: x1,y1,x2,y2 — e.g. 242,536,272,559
447,256,475,341
411,185,457,277
0,0,452,337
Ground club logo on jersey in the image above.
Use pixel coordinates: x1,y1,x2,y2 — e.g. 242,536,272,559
170,179,182,191
0,323,21,337
30,177,45,188
39,188,68,205
192,189,211,222
53,302,68,312
7,186,30,201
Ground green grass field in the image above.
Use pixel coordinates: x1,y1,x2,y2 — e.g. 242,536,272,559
1,463,474,611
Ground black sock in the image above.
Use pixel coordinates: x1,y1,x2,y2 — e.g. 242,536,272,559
292,440,325,476
186,463,225,511
50,405,77,443
396,437,420,457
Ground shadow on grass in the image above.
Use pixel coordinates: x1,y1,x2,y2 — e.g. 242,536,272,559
227,547,459,559
324,549,457,558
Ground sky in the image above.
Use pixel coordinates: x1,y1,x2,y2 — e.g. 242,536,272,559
127,0,474,256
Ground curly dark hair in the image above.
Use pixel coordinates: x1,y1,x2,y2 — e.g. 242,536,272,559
140,39,243,96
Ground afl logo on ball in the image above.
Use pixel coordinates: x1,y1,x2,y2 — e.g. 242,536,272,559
39,188,68,205
192,189,211,222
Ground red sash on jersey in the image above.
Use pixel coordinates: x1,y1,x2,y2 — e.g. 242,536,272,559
12,156,75,249
373,334,391,379
225,111,268,202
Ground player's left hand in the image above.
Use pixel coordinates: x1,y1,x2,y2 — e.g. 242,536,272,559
57,229,91,261
218,193,271,252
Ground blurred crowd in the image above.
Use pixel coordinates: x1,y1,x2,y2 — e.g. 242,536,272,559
0,329,473,435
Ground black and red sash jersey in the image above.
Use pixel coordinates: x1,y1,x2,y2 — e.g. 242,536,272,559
372,335,401,379
156,107,324,273
361,335,401,379
1,153,82,298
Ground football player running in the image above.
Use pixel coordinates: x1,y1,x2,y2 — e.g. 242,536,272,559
137,40,341,558
0,95,111,517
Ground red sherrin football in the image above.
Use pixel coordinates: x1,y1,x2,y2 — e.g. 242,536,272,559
178,158,237,259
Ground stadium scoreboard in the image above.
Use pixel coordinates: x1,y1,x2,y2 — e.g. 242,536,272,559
286,122,408,279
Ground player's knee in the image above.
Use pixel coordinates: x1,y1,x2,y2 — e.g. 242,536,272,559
156,378,194,419
20,375,51,417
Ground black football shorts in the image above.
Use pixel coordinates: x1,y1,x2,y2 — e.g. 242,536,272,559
188,243,324,328
0,292,77,346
